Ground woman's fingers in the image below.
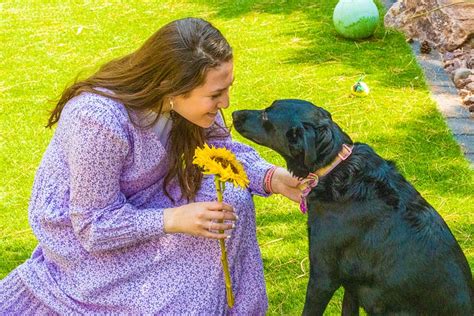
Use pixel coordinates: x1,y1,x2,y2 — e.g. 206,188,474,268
188,202,237,239
202,230,230,240
164,202,238,239
288,187,302,203
207,221,235,232
201,220,234,239
291,188,303,203
278,187,301,203
206,201,234,213
286,174,301,188
202,203,238,222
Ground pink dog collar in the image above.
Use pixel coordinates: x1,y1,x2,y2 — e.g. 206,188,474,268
298,144,353,214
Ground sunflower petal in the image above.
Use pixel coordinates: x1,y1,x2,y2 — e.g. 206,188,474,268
193,144,249,189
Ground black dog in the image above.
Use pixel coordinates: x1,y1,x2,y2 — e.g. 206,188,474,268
232,99,473,315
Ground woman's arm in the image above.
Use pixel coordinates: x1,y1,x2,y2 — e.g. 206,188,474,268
64,100,237,254
64,101,167,254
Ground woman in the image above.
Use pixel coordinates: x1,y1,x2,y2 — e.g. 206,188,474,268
0,17,300,314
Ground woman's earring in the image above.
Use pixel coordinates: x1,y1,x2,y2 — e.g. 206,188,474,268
169,98,178,120
169,99,174,111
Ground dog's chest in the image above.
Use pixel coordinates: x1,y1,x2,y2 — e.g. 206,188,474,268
306,199,393,278
306,201,356,250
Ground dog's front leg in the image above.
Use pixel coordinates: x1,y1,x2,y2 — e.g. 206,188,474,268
342,288,359,316
302,265,339,316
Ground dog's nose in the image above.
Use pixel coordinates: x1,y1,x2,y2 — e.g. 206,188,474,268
232,111,246,128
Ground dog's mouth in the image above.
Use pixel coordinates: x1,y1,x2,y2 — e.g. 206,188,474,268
245,135,265,146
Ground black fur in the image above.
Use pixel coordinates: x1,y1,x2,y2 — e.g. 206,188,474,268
232,99,473,315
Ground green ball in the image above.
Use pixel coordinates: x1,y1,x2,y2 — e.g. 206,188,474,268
333,0,379,39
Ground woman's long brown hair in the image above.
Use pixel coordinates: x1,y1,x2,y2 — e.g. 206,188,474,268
46,17,233,202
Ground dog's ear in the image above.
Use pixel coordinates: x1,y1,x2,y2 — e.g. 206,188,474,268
301,122,322,167
301,119,334,167
286,126,305,157
286,116,337,169
286,124,319,168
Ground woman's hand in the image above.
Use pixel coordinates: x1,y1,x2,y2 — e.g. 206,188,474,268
163,202,237,239
270,167,301,203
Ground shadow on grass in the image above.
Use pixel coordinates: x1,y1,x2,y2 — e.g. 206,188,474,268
192,0,426,91
368,109,474,197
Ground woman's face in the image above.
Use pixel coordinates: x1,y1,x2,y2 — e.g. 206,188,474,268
172,60,234,128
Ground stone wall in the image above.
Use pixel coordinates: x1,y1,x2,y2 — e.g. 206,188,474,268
385,0,474,110
385,0,473,52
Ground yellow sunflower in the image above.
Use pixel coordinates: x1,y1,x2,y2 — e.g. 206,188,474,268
193,143,250,308
193,143,249,189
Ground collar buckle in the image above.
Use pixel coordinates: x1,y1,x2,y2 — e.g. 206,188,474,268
298,143,353,214
338,143,353,161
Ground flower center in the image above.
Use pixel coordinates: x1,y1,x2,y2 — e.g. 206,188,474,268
213,157,239,174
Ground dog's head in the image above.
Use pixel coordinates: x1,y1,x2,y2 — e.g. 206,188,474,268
232,99,352,178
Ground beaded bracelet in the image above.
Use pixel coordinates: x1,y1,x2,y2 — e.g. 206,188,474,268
264,166,278,194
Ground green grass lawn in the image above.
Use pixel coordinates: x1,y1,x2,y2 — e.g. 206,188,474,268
1,1,472,314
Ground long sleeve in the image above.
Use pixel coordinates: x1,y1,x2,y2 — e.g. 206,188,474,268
206,113,274,197
13,95,269,313
63,101,166,254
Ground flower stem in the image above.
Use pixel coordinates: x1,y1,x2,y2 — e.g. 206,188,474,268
215,176,234,308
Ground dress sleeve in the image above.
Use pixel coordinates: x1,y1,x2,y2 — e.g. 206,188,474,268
206,112,274,197
63,101,166,254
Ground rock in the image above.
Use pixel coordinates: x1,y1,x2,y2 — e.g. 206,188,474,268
459,89,471,98
469,104,474,112
420,40,432,54
465,82,474,92
444,59,454,67
454,57,466,69
453,59,464,69
443,51,454,60
463,95,474,105
453,49,464,58
467,55,474,69
454,68,472,86
445,65,455,75
385,0,474,52
456,78,473,89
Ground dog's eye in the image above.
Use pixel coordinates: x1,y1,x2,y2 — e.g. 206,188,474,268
261,111,274,131
263,120,273,131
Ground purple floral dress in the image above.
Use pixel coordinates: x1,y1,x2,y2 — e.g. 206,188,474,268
0,90,274,315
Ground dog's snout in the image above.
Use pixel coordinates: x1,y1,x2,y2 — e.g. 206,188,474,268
232,111,246,128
